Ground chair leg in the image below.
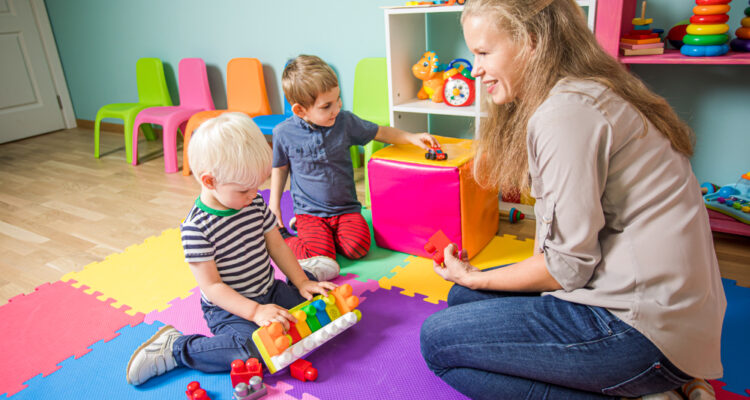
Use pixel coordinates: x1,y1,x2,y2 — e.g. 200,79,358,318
182,125,196,176
350,145,361,168
162,121,180,173
132,120,141,166
141,123,158,141
94,112,103,158
123,118,135,164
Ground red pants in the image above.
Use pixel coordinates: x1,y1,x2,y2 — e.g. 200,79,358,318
284,212,371,260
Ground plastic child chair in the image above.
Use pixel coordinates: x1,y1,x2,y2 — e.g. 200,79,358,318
349,58,389,206
132,58,214,173
182,58,272,176
94,58,172,163
253,93,293,136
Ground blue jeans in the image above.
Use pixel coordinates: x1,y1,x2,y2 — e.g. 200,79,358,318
172,274,313,373
420,283,693,400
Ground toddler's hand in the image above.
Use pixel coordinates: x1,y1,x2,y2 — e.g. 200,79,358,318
297,279,338,300
252,303,296,331
409,132,440,151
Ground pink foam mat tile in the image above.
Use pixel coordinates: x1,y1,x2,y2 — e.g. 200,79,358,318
0,280,143,397
143,286,211,337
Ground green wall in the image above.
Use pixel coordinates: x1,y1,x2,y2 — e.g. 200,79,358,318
45,0,749,185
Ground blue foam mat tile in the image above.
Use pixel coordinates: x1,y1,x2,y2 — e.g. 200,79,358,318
720,278,750,395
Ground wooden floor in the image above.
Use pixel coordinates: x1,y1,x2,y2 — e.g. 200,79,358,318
0,127,748,305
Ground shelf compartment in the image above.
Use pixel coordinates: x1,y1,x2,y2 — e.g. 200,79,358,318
619,49,750,65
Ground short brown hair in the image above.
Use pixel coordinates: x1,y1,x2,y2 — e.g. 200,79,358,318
282,55,339,108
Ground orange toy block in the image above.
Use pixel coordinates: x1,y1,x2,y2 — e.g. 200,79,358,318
253,322,290,357
620,37,661,45
330,284,359,314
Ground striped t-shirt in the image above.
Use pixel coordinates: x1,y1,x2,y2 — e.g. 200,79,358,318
180,195,277,303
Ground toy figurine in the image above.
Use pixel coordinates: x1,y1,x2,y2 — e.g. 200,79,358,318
412,51,446,103
425,145,447,160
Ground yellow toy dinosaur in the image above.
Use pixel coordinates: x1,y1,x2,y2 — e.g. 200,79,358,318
412,51,445,103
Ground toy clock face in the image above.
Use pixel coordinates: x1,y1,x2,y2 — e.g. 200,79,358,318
443,74,475,107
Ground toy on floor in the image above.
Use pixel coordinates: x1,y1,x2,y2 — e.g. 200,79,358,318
425,144,447,160
507,207,525,223
703,172,750,225
231,357,263,388
233,376,267,400
681,0,731,56
412,51,446,103
290,358,318,382
442,59,476,107
251,284,361,374
619,1,666,56
730,0,750,52
186,381,211,400
424,230,459,266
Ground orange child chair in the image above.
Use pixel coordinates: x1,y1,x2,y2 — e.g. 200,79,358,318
132,58,214,173
182,58,272,176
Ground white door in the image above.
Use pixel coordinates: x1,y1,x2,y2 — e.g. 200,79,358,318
0,0,66,143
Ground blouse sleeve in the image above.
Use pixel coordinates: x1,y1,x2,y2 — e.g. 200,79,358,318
527,100,612,291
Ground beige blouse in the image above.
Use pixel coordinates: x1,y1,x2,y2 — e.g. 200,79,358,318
528,78,726,379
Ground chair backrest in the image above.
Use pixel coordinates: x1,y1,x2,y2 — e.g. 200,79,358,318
136,58,172,106
283,93,292,116
226,58,271,117
352,57,389,126
177,58,215,110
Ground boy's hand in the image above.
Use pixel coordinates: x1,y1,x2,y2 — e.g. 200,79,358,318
251,303,296,331
408,132,440,151
269,205,284,228
297,279,338,301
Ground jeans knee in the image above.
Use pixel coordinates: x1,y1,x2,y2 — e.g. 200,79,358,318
447,284,472,306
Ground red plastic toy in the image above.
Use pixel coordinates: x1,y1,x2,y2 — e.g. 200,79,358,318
290,359,318,382
424,230,459,266
425,145,447,161
186,381,211,400
231,357,263,387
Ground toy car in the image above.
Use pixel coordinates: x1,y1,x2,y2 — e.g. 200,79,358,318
425,145,447,161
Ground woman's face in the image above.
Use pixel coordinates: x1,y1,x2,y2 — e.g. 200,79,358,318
463,15,528,105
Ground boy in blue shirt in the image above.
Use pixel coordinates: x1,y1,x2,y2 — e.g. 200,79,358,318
126,112,337,385
270,55,438,272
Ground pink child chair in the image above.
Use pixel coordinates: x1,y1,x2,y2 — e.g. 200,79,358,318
132,58,214,173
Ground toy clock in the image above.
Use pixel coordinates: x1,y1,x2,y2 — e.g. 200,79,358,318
442,59,476,107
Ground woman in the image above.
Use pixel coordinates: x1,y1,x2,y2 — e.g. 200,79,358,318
419,0,726,399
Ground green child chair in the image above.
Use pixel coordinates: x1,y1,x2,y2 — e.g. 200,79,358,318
349,57,389,207
94,58,172,163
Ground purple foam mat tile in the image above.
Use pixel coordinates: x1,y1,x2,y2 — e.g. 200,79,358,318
332,273,381,303
280,286,468,400
259,189,295,231
143,286,212,337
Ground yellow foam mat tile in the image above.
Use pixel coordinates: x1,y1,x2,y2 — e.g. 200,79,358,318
378,234,534,304
62,228,196,315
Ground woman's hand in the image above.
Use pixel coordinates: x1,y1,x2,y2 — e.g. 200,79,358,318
251,303,296,331
433,244,480,287
297,279,338,301
408,132,440,151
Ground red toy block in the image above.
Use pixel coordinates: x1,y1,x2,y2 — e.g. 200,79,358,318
231,357,263,387
290,359,318,382
424,230,459,266
186,381,211,400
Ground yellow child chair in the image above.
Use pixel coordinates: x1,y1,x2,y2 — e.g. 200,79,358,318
349,58,389,207
182,58,272,175
94,58,172,163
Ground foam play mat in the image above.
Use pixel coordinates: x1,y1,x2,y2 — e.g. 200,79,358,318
1,190,748,399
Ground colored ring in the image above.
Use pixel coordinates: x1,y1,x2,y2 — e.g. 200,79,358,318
690,14,729,24
730,38,750,52
696,0,731,4
737,26,750,39
680,43,729,57
682,34,729,45
632,18,653,25
686,23,729,35
743,17,750,28
692,4,731,15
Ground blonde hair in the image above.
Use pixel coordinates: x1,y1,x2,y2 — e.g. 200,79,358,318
282,55,339,108
188,112,272,187
463,0,694,191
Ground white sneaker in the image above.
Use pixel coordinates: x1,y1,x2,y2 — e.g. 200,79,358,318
299,256,340,281
126,325,182,385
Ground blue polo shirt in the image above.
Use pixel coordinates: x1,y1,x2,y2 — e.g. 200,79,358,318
272,111,378,217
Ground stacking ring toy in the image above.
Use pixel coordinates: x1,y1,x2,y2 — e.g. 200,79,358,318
686,23,729,35
632,17,653,25
680,43,729,56
690,14,729,24
737,27,750,39
692,5,731,15
696,0,731,4
730,38,750,52
742,17,750,28
682,34,729,46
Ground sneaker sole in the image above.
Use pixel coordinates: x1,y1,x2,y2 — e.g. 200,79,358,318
125,324,175,385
